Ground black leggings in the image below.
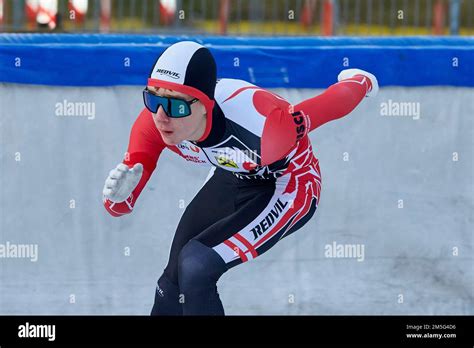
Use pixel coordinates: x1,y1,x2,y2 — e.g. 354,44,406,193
151,160,321,315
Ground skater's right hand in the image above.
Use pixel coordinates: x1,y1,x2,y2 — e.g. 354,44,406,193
102,163,143,203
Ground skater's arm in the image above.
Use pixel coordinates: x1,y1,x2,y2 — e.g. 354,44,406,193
103,108,166,217
261,69,378,166
123,108,165,197
294,73,375,132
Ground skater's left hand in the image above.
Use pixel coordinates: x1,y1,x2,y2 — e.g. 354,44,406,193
337,68,379,98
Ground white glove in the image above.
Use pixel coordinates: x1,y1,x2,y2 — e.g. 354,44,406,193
103,163,143,203
338,68,379,98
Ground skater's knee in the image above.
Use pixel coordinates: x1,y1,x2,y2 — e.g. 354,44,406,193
178,239,227,292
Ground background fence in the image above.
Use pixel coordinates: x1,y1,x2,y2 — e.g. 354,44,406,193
0,0,473,35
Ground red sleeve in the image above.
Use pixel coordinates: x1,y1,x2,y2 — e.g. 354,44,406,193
294,74,371,132
261,75,371,166
103,108,166,217
261,108,297,166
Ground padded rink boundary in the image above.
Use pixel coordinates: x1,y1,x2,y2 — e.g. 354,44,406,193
0,35,473,87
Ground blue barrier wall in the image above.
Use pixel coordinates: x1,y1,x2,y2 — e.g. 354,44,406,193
0,34,473,87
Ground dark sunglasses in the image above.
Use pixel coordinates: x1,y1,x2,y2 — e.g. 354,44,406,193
143,89,199,118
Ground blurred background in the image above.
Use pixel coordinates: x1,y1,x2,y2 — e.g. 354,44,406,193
0,0,473,35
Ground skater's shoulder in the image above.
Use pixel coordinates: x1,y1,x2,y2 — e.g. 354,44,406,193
214,78,260,102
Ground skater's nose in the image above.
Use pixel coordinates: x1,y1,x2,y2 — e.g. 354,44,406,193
155,106,170,123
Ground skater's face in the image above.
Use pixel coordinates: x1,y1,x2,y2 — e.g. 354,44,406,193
146,86,207,145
